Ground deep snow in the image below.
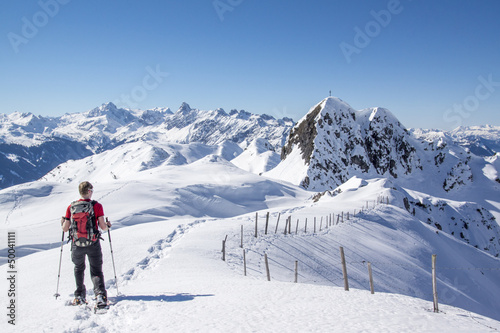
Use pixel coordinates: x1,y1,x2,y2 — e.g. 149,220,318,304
1,146,500,332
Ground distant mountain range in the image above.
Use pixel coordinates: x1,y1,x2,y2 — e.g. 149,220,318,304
1,99,498,191
0,102,292,188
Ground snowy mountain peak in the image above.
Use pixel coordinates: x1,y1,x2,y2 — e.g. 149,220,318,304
87,102,120,116
273,96,419,191
177,102,193,114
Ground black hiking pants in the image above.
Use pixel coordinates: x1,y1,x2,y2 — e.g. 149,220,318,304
71,240,107,299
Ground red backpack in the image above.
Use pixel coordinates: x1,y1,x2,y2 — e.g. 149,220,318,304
69,200,100,247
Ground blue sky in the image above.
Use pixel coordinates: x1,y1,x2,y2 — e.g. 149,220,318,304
1,0,499,130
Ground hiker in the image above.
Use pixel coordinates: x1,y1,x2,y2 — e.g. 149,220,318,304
61,181,112,307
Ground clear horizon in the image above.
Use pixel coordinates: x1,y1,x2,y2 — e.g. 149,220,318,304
1,0,499,131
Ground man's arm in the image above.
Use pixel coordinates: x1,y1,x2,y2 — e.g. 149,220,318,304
98,216,111,231
61,217,70,232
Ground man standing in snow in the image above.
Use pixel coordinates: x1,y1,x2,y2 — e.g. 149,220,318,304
61,181,112,307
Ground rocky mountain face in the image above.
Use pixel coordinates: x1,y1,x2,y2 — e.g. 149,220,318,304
276,97,422,190
272,97,499,195
0,102,293,189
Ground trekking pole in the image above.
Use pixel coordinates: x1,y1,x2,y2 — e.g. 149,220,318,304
106,218,119,296
54,230,65,299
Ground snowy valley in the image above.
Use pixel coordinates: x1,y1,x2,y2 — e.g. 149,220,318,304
1,97,500,332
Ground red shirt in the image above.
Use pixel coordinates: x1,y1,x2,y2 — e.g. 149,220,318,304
65,199,104,220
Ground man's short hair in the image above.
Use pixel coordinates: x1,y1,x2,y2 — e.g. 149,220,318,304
79,181,93,196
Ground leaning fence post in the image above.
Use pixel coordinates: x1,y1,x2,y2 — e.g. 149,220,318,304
432,254,438,313
264,253,271,281
222,235,228,261
265,212,270,235
368,262,374,294
275,213,281,234
340,246,349,291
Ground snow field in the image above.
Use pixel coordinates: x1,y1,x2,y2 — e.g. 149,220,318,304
0,140,499,331
3,211,500,332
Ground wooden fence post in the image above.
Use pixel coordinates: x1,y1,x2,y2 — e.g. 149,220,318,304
368,262,374,294
294,260,298,283
432,254,438,313
340,246,349,291
304,218,308,233
314,217,317,233
265,212,270,235
264,253,271,281
240,225,243,248
275,213,281,234
222,235,228,261
295,219,299,234
284,216,289,235
243,249,247,276
288,216,291,234
254,213,258,238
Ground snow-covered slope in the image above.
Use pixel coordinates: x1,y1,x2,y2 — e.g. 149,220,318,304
231,138,281,174
1,172,500,332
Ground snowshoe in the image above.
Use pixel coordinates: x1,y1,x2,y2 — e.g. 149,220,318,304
72,296,87,306
94,295,109,314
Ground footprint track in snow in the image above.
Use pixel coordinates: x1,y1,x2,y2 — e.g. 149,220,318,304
112,219,206,288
